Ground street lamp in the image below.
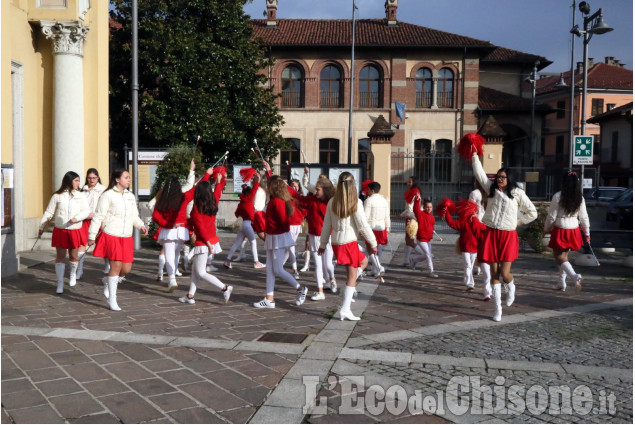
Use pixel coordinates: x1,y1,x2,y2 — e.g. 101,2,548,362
570,2,613,179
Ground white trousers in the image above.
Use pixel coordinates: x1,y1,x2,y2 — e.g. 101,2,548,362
188,253,224,296
308,234,334,288
411,241,434,272
266,248,300,296
481,262,492,298
162,239,184,277
226,220,259,262
462,252,477,287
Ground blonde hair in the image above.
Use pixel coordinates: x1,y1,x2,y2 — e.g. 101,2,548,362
332,172,358,218
268,175,294,217
315,178,335,200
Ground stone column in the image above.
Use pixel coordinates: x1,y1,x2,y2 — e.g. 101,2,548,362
41,21,89,188
367,115,395,208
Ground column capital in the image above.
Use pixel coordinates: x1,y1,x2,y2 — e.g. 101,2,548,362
41,21,90,57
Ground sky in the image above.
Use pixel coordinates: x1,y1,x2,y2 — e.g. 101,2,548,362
243,0,634,75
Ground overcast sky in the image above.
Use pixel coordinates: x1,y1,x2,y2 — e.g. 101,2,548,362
243,0,633,75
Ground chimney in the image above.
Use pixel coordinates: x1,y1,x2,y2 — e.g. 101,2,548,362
604,56,621,66
576,61,584,74
266,0,278,28
385,0,398,26
587,57,594,68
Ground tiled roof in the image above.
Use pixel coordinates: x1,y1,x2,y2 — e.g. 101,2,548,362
536,62,633,94
482,47,551,68
251,19,495,49
587,102,633,123
479,86,553,113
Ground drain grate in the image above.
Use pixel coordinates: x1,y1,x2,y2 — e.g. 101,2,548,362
257,332,308,344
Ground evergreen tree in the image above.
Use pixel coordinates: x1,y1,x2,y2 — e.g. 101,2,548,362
109,0,285,164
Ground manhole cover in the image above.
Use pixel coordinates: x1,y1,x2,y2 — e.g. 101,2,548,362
257,332,308,344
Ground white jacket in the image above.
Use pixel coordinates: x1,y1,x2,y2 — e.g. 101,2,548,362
468,189,486,220
544,192,590,235
40,190,91,231
364,193,391,232
472,153,537,231
81,183,106,213
320,198,377,249
88,187,145,239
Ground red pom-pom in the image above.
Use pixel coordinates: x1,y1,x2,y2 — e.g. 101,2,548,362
239,167,257,182
458,133,485,159
456,198,479,221
211,166,226,181
404,188,420,203
435,198,455,217
361,180,374,195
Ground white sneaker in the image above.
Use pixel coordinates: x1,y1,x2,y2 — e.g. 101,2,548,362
254,262,266,269
167,280,178,293
552,283,566,291
178,296,195,304
428,272,438,278
156,273,163,281
223,285,233,303
293,270,300,279
206,265,218,273
310,291,325,301
466,285,474,291
223,261,232,269
295,286,308,306
253,298,275,308
175,269,183,277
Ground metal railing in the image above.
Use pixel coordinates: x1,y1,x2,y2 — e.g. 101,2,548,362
281,91,301,107
359,91,379,108
320,91,340,108
416,91,432,108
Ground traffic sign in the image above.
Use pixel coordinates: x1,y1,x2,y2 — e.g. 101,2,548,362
573,135,593,165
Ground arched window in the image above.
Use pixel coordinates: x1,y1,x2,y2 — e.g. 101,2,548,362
320,65,342,108
359,65,380,108
437,68,454,108
319,138,340,163
281,65,303,107
415,68,433,108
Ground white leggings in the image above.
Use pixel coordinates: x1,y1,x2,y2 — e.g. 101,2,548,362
412,240,434,272
188,253,225,296
462,252,477,287
226,220,259,262
308,234,334,289
481,262,492,297
162,239,184,277
266,248,300,296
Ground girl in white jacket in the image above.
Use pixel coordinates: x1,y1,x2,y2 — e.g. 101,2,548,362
77,168,106,280
39,171,91,294
472,153,537,322
319,172,377,321
87,169,148,311
543,171,590,292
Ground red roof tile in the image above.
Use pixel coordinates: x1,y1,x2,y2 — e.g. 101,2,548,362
482,47,551,68
587,102,633,123
536,62,632,94
251,19,495,49
479,86,553,113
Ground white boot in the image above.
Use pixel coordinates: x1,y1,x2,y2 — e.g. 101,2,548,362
483,281,492,301
492,284,502,322
102,277,109,299
55,263,65,294
69,261,79,287
552,266,567,291
561,261,582,292
76,252,86,280
107,276,121,311
339,286,360,321
505,280,515,307
157,254,166,281
103,259,110,274
300,251,310,272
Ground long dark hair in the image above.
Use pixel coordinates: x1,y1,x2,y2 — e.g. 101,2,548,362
55,171,80,194
155,177,184,212
194,181,218,216
559,171,583,215
84,168,101,187
408,176,420,191
488,167,518,199
106,169,129,191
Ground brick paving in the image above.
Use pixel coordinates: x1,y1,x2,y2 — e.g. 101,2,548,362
2,230,633,423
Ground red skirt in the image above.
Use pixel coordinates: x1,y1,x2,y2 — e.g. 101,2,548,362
52,227,86,249
80,219,91,240
481,227,519,263
373,229,388,245
332,241,366,268
152,225,161,241
93,232,134,262
252,211,266,233
549,226,583,251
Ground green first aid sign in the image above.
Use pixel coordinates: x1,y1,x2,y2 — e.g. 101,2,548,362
573,135,593,165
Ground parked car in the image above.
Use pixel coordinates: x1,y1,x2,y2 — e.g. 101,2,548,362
583,186,627,202
606,188,632,229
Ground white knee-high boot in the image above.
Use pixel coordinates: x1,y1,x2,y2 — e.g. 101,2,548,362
505,279,515,307
102,276,109,299
55,263,65,294
157,254,166,281
339,286,360,321
69,261,79,287
107,276,121,311
492,284,502,322
553,265,567,290
76,252,86,280
561,261,581,283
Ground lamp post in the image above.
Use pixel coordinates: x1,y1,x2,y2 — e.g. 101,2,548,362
347,0,357,164
529,61,538,168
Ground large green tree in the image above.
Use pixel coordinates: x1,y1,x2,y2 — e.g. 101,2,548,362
109,0,285,164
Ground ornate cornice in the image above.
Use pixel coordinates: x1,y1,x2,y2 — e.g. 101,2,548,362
41,21,90,57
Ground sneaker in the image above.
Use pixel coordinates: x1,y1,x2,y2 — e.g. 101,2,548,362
223,285,233,303
428,272,438,278
253,298,275,308
408,256,416,270
167,280,178,293
483,296,491,301
330,279,338,293
310,291,325,301
178,296,195,304
552,283,566,291
175,269,183,277
223,261,232,269
254,262,266,269
207,265,218,273
156,273,163,282
466,285,474,291
295,286,308,306
293,270,300,279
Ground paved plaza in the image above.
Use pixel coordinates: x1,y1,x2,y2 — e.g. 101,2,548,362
2,230,632,423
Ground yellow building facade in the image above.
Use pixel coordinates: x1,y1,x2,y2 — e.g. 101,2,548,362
2,0,109,275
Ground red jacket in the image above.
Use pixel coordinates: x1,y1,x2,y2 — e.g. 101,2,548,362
444,210,486,253
288,186,328,236
187,177,225,246
153,173,211,228
265,197,291,235
234,181,259,221
289,199,306,226
413,197,435,242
